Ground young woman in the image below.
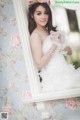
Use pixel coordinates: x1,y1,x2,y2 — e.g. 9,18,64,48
28,2,80,92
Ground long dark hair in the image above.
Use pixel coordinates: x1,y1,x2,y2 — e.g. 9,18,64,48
28,2,57,35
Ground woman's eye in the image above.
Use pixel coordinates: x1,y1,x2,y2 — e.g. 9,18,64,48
37,13,41,15
45,12,48,14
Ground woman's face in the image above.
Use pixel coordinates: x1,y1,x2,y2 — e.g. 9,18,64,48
32,5,49,27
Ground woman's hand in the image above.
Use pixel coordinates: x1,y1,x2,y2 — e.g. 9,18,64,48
63,46,72,55
50,31,60,42
48,44,58,56
59,34,65,44
50,31,65,45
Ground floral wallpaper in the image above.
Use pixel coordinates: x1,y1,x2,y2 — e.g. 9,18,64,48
0,0,80,120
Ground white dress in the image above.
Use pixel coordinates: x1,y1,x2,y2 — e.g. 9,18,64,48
39,32,80,92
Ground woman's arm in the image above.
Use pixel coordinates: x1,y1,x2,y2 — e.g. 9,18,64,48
63,46,72,55
30,32,57,70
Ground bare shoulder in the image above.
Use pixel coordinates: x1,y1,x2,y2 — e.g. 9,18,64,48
30,30,42,43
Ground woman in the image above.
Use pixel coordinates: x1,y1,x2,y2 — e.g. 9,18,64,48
28,2,80,92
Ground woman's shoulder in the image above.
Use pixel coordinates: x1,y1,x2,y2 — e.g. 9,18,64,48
30,29,42,44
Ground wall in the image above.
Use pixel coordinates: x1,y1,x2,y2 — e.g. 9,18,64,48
0,0,80,120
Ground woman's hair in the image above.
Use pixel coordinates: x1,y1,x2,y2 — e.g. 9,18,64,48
28,2,57,35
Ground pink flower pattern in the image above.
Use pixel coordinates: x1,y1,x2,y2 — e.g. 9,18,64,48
10,18,16,25
0,26,3,33
65,98,80,110
9,81,15,89
10,34,22,48
2,106,13,115
22,91,32,100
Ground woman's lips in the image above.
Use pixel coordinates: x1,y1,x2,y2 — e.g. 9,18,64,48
40,20,47,22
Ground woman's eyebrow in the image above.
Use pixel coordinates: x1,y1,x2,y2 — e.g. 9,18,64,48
36,10,46,13
36,11,41,12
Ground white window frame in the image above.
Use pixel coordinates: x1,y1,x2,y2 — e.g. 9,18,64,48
12,0,80,103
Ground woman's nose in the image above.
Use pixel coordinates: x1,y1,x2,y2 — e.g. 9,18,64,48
42,14,46,19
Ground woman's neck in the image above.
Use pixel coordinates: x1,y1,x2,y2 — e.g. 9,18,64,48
36,26,47,33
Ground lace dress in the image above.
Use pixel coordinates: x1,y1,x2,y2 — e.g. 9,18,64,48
39,32,80,92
